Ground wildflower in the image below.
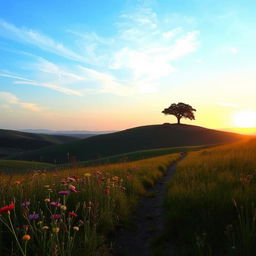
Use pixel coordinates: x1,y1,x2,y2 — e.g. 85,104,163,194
42,226,49,230
44,198,51,203
21,201,31,207
44,185,50,188
22,234,31,241
28,214,39,220
96,171,102,175
50,202,62,207
58,190,70,195
68,184,78,192
37,221,43,225
68,211,78,217
68,184,76,190
67,177,76,183
14,180,21,185
71,176,79,181
112,176,119,181
104,188,110,195
69,188,78,193
52,227,60,233
0,203,15,213
73,226,79,231
60,205,67,211
51,214,61,220
84,173,91,177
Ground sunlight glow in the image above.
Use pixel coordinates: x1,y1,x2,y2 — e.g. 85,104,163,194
233,111,256,128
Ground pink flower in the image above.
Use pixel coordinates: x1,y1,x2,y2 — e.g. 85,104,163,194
51,214,61,220
58,190,70,195
50,202,61,207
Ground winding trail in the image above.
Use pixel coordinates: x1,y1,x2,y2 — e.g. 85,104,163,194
112,153,187,256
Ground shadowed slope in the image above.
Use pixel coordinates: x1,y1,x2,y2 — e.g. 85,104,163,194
9,124,247,164
0,129,77,158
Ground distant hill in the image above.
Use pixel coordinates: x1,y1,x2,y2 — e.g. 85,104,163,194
10,124,247,164
19,129,116,138
0,129,77,158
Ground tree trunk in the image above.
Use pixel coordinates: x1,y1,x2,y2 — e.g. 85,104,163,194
177,116,181,124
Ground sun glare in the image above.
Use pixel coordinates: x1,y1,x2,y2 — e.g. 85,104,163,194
233,111,256,128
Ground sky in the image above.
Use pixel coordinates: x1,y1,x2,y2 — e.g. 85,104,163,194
0,0,256,132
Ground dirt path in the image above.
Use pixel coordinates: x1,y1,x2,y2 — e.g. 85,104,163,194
112,153,187,256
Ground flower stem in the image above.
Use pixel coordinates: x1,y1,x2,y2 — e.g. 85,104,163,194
7,214,26,256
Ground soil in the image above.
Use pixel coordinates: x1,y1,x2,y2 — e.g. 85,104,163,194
111,153,187,256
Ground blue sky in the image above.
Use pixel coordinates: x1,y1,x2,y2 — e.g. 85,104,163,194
0,0,256,131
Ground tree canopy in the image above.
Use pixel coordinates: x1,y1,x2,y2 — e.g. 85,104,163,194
162,102,196,124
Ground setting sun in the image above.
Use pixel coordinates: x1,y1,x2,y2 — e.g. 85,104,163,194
233,111,256,128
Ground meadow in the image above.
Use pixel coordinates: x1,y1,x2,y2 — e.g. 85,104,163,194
165,138,256,256
0,153,179,256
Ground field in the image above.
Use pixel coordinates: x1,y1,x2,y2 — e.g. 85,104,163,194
0,153,179,256
164,138,256,255
1,137,256,256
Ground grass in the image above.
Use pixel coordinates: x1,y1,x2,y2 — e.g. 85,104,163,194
1,145,205,175
0,160,55,174
0,153,180,255
61,145,210,169
164,138,256,255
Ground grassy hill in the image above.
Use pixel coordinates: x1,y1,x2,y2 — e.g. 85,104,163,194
0,129,77,158
0,160,55,174
9,124,247,164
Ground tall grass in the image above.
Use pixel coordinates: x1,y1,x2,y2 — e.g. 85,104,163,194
165,138,256,255
0,153,179,255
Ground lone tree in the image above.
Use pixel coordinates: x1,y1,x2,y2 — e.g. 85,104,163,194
162,102,196,124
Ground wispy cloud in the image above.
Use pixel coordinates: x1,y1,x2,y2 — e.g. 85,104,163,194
228,47,238,54
0,91,42,112
0,5,200,96
0,72,82,96
0,19,83,62
14,80,83,96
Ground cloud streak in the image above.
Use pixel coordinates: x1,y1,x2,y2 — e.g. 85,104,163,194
0,72,82,96
0,19,83,62
0,91,42,112
0,5,200,97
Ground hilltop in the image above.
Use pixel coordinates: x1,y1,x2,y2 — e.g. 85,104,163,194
9,123,247,164
0,129,78,158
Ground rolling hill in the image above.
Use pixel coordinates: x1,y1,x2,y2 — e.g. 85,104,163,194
0,129,78,158
9,124,247,164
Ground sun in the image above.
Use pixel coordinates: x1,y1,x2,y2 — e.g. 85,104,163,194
233,111,256,128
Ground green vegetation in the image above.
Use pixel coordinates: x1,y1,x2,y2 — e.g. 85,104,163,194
67,144,209,167
0,160,54,174
10,124,246,164
1,145,204,174
164,138,256,255
0,153,179,255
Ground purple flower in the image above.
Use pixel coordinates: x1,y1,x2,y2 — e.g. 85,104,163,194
28,214,39,220
21,201,31,207
58,190,70,195
50,202,61,207
51,214,61,220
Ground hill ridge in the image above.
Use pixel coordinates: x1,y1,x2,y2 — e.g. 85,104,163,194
8,123,247,164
